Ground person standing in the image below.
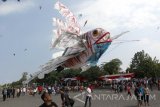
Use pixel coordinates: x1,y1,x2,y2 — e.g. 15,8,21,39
12,87,15,98
48,86,52,95
38,85,43,95
22,87,26,96
80,85,83,94
7,88,11,98
127,85,132,96
59,88,65,107
138,85,144,107
2,88,7,101
134,86,139,106
16,88,20,97
33,88,37,96
144,87,150,106
39,92,58,107
64,88,74,107
84,85,92,107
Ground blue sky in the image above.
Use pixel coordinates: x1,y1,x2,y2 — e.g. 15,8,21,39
0,0,160,84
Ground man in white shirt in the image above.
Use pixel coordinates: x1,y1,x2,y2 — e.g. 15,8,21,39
84,85,92,107
22,87,26,95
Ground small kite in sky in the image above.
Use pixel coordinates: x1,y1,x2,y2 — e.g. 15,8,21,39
78,14,82,18
24,48,27,51
83,20,88,27
13,53,16,56
2,0,7,2
2,0,20,2
39,6,42,10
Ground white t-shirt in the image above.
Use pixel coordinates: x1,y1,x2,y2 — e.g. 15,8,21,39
86,87,92,97
23,87,26,92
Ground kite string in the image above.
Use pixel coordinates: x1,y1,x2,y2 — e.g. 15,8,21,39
107,40,139,54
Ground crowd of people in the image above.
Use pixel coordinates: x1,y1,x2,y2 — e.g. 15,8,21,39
1,87,27,101
109,78,160,107
1,78,160,107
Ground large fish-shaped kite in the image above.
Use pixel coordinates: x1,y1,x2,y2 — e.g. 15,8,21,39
25,1,129,83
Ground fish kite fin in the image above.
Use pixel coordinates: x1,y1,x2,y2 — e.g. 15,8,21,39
54,1,81,35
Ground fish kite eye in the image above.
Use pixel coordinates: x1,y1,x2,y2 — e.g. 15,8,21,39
93,29,99,37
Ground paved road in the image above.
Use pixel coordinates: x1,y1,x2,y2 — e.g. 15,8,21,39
0,89,160,107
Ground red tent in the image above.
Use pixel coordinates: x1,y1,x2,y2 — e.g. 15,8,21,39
99,73,135,80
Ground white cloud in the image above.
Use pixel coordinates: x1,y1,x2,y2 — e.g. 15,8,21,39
135,37,160,61
0,1,35,16
140,38,150,45
139,38,160,50
74,0,160,30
